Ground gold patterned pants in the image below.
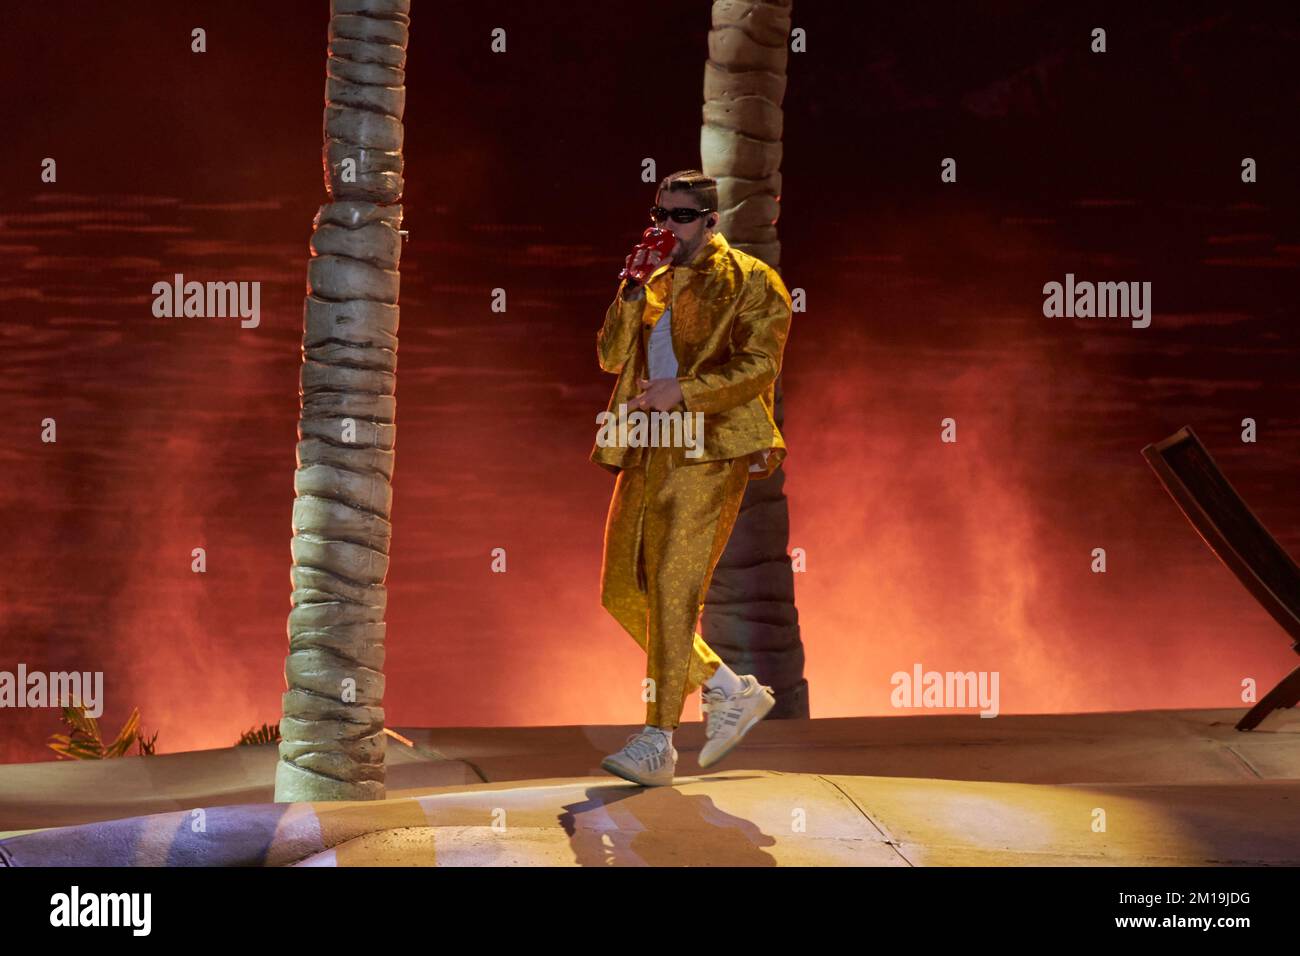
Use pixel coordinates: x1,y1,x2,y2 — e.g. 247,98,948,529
600,444,751,729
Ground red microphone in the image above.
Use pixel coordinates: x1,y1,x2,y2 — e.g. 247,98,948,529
619,227,678,286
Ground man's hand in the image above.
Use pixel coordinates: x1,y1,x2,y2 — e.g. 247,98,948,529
621,245,670,298
626,244,671,276
630,377,684,412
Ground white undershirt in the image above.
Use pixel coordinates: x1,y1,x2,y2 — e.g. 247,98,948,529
647,306,678,380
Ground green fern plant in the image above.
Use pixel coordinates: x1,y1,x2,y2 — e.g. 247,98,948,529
48,699,156,759
237,721,281,746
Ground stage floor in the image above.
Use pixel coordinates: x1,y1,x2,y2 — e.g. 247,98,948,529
2,707,1298,865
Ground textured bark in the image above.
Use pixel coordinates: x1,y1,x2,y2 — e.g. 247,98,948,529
275,0,410,803
699,0,809,718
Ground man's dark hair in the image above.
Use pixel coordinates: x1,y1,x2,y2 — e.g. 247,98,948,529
657,169,718,216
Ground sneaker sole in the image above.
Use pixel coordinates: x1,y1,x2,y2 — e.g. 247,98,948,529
698,689,775,769
600,756,676,787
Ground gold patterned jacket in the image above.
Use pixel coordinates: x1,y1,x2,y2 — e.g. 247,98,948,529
590,231,793,479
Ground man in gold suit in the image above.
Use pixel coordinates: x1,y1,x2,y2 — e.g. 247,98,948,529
592,169,793,786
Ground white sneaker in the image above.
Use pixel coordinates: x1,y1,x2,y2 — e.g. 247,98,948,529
600,728,678,786
698,674,775,769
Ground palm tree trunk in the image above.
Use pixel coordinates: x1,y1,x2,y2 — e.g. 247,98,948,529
699,0,808,718
275,0,410,802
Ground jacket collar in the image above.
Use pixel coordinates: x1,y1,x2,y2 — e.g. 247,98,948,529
681,230,728,270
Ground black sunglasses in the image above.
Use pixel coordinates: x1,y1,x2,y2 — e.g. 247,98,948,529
650,205,714,224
